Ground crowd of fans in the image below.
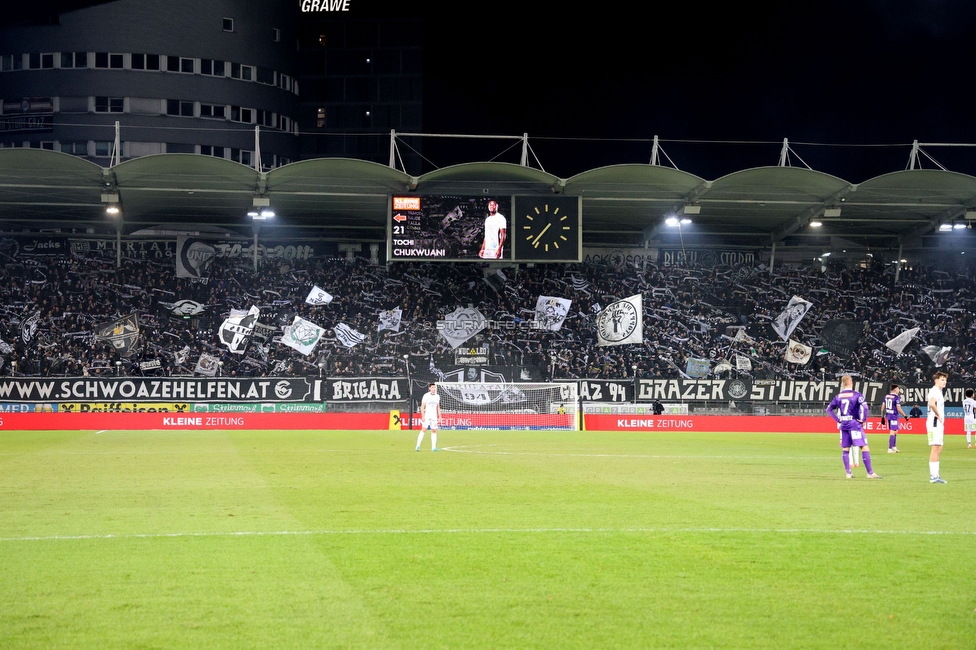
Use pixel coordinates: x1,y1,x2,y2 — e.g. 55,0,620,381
1,242,974,384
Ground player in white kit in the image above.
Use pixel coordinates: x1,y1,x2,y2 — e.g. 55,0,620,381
416,383,441,451
963,388,976,449
928,371,948,483
478,200,507,259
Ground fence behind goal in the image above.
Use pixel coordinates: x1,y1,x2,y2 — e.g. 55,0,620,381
434,382,579,430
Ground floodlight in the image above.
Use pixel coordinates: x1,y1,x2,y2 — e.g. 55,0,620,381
939,224,952,231
680,218,692,225
665,217,679,226
809,221,822,227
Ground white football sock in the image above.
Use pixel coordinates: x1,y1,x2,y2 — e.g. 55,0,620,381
416,431,425,448
929,461,939,478
431,432,438,449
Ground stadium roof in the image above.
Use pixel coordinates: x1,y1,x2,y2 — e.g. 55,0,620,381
1,148,974,251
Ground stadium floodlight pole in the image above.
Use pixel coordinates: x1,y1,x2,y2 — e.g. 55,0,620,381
632,365,638,404
402,354,412,430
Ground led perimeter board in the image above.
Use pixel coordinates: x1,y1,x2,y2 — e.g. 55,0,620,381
388,195,582,263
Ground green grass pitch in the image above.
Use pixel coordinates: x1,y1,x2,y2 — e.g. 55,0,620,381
1,428,974,648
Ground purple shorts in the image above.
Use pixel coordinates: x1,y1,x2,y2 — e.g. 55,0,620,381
839,426,867,448
886,418,899,432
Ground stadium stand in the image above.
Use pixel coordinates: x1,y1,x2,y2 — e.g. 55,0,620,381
1,248,971,385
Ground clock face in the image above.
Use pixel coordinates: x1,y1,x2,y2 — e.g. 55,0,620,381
512,196,581,262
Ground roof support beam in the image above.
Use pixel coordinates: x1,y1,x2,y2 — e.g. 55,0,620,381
770,184,855,244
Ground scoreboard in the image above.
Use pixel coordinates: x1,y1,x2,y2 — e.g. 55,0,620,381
388,195,581,263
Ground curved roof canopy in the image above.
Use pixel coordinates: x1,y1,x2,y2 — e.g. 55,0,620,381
0,149,973,250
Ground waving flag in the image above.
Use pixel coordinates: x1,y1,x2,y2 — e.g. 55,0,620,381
281,316,325,355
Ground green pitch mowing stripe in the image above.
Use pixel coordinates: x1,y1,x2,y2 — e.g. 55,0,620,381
0,429,974,648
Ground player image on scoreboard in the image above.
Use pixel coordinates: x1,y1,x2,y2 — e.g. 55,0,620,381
390,195,512,261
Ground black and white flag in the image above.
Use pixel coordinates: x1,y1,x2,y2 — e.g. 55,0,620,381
194,353,220,377
174,345,191,366
922,345,952,367
305,285,334,305
771,296,812,341
535,296,572,331
94,313,140,357
820,319,864,359
176,236,216,278
281,316,325,355
159,299,207,316
377,308,403,333
438,307,486,350
218,306,259,354
885,327,919,355
20,310,41,346
785,339,813,364
335,323,366,348
596,295,642,347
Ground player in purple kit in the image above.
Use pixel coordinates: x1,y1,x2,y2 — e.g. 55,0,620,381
826,375,882,479
883,383,909,453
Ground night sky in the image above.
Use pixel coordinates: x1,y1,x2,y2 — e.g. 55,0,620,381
5,1,976,180
421,0,976,180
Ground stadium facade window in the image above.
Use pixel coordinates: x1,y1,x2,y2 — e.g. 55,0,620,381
110,53,123,69
200,145,225,158
256,66,274,85
272,28,281,42
131,53,161,71
201,59,225,76
199,103,226,119
316,107,325,128
94,141,113,156
165,100,194,117
60,141,88,155
165,143,195,154
230,148,252,165
230,106,253,123
230,63,253,81
94,97,124,113
256,109,275,127
61,52,88,68
31,53,55,69
223,17,234,32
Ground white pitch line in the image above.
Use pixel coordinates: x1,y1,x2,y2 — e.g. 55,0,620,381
441,445,834,460
1,526,974,543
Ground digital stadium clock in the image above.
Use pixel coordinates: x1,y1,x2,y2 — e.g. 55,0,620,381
511,196,582,262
